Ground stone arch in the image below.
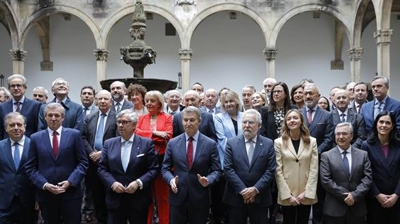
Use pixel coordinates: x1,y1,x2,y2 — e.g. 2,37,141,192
185,3,269,49
19,5,101,49
0,1,19,48
102,3,184,49
353,0,375,47
269,4,352,49
379,0,393,30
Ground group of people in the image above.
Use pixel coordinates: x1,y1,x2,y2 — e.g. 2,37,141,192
0,73,400,224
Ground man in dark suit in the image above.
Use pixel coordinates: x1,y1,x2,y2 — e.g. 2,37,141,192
173,90,216,141
360,76,400,133
162,106,222,224
109,81,133,113
82,90,117,223
331,89,367,148
201,89,221,114
0,112,36,223
98,109,159,224
320,122,372,224
302,83,334,224
223,109,276,224
350,82,368,113
25,102,88,224
80,85,98,116
0,74,41,139
32,86,48,104
164,90,185,115
38,78,84,132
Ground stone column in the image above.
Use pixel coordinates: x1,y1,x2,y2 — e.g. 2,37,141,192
179,48,192,93
264,48,278,78
9,49,27,75
374,29,392,77
347,47,363,82
94,49,109,90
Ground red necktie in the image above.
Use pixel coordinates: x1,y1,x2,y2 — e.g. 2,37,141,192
53,131,59,156
307,110,313,124
187,137,194,169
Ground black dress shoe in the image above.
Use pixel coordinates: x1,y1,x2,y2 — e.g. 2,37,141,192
84,214,93,223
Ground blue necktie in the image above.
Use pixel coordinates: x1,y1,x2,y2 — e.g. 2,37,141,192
94,114,106,150
342,151,350,175
14,142,21,169
121,141,130,171
374,101,382,119
340,114,346,123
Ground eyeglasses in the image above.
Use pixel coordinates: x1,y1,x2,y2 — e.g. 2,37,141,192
9,84,24,89
33,94,44,98
242,120,256,125
117,120,132,125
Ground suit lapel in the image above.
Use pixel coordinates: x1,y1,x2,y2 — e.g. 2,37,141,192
18,138,31,170
332,110,340,125
223,113,236,137
334,147,350,178
126,136,140,172
386,144,398,168
57,129,69,160
4,139,17,171
42,130,56,160
249,137,263,169
237,137,250,167
192,134,203,168
104,112,116,133
179,135,190,170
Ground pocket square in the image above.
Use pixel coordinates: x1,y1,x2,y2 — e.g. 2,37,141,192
137,154,145,157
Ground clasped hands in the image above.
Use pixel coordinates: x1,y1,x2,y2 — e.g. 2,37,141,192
89,151,102,163
241,187,258,204
170,174,209,194
111,181,139,194
289,191,306,206
376,193,399,208
343,192,355,206
44,180,71,195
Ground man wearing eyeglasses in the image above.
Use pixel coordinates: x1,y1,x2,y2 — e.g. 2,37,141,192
0,74,41,139
98,109,159,224
32,86,48,104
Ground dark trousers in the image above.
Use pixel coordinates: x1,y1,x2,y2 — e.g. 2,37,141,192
324,213,365,224
228,205,268,224
312,178,325,224
211,175,227,223
367,197,400,224
108,196,147,224
85,164,107,223
170,197,209,224
39,197,82,224
0,196,36,224
268,180,279,224
281,204,311,224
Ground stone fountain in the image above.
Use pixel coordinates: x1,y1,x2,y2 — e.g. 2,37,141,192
100,0,177,92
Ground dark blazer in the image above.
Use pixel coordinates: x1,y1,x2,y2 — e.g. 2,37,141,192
0,98,41,139
161,133,221,208
223,134,276,207
38,98,84,132
173,111,217,141
0,137,35,210
361,140,400,197
260,105,297,140
110,100,133,112
320,147,372,217
82,110,118,154
25,128,89,202
302,106,334,154
360,97,400,133
97,135,159,210
331,109,367,148
200,106,221,114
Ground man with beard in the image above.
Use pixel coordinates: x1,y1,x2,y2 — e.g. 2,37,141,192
38,78,84,132
110,81,133,113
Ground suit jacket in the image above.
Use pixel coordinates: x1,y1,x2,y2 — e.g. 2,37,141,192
38,98,84,132
214,112,243,166
361,140,400,197
135,112,173,155
301,106,334,154
320,147,372,217
360,96,400,133
25,128,88,202
82,110,118,154
110,100,133,112
274,137,318,206
97,135,159,210
331,109,367,148
173,110,217,141
161,133,221,208
0,137,35,210
223,134,276,207
0,97,41,139
260,106,297,140
201,106,221,114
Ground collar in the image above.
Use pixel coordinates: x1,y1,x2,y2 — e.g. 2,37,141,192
337,108,348,116
307,105,318,112
48,126,63,135
12,96,25,104
375,96,388,105
244,135,257,143
10,136,25,146
338,146,351,154
185,131,200,141
98,109,110,116
121,134,134,143
115,99,125,106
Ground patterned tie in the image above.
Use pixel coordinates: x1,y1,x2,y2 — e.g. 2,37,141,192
342,151,350,175
116,102,121,112
13,142,20,169
15,102,21,112
209,109,214,114
247,140,255,164
374,101,382,119
53,131,59,157
187,137,194,169
94,114,106,150
340,114,346,123
307,110,313,124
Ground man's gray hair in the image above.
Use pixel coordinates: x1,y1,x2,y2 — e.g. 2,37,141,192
335,122,353,134
44,102,65,116
181,106,201,121
117,109,139,123
243,109,262,124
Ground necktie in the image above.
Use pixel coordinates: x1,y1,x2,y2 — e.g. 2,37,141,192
121,141,130,171
169,111,175,115
356,104,361,113
209,109,214,114
13,142,20,169
116,103,121,112
307,110,313,124
187,137,194,169
94,114,106,150
342,151,350,175
53,131,59,157
247,140,255,164
374,101,382,119
15,102,21,112
340,114,346,123
83,107,89,115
